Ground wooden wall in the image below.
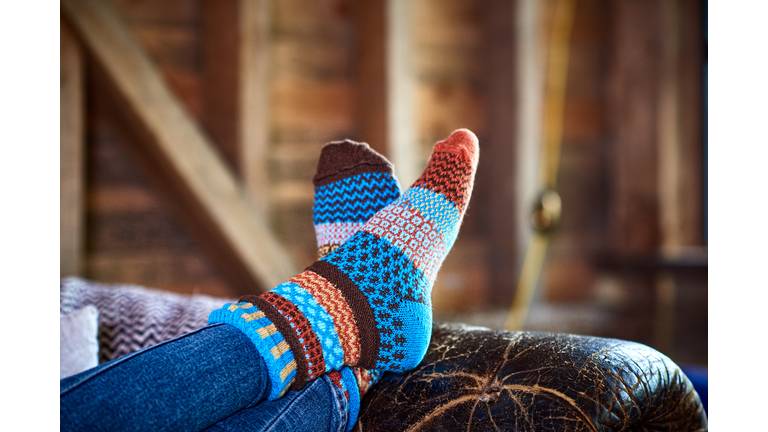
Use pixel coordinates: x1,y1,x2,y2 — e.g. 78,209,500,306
61,0,706,362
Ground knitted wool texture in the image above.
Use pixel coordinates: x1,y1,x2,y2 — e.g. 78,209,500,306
313,140,402,258
313,139,397,424
209,129,479,399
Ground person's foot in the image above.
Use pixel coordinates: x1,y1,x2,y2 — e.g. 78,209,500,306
312,139,401,258
210,129,479,399
311,139,397,428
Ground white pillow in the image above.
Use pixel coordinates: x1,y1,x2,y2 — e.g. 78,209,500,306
60,305,99,379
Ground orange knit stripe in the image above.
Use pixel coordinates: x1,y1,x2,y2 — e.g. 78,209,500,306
288,270,361,365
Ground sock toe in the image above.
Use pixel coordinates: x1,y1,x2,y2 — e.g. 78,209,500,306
313,140,395,186
434,128,479,168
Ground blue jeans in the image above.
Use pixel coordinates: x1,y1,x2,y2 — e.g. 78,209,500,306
60,324,351,432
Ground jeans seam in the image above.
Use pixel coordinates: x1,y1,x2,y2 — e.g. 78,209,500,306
261,377,346,432
60,323,226,396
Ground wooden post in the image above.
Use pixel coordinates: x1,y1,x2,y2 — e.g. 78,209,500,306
478,0,520,304
201,0,272,212
606,0,661,255
60,19,85,278
658,0,683,250
62,0,299,291
353,0,388,156
386,0,419,187
201,0,241,175
605,0,662,345
240,0,272,212
677,0,705,246
514,0,544,288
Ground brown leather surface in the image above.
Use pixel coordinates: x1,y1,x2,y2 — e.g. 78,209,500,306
357,322,707,431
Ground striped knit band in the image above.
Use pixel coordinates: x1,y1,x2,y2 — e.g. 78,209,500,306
288,271,362,365
314,222,366,250
259,292,326,384
307,260,380,369
207,302,298,399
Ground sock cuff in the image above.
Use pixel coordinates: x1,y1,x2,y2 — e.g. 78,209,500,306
208,302,298,400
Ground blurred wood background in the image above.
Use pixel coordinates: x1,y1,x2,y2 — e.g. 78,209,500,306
61,0,706,365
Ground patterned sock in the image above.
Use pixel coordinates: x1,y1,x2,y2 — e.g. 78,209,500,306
209,129,479,400
313,139,402,258
312,139,399,428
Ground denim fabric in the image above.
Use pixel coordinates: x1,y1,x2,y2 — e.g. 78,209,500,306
204,374,348,432
61,324,351,432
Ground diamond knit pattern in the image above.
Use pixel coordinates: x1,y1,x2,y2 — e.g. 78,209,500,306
209,129,478,400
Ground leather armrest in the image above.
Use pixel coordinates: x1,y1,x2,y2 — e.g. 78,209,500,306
357,322,707,431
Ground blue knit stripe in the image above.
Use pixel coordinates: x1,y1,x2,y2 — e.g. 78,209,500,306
272,283,345,372
322,231,429,370
208,302,297,399
340,367,361,432
402,187,462,249
314,173,401,224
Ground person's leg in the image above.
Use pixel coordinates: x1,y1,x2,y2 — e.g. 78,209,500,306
209,128,479,399
203,373,350,432
205,140,399,432
61,129,479,430
60,324,270,432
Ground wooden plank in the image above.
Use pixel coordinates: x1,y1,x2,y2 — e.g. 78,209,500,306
201,0,242,175
677,0,705,246
514,0,544,287
86,251,233,298
658,0,684,249
606,0,661,255
476,0,518,304
240,0,272,211
62,0,300,291
61,19,85,278
353,0,388,155
387,0,419,186
271,80,354,139
83,85,239,297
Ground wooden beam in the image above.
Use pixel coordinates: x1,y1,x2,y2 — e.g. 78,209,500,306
201,0,241,175
677,0,705,246
62,0,299,291
658,0,684,250
606,0,661,255
239,0,272,212
353,0,388,156
200,0,272,212
478,0,519,304
60,19,85,278
84,64,259,296
514,0,544,271
386,0,419,187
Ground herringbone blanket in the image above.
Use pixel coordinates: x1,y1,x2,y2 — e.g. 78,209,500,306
60,277,235,364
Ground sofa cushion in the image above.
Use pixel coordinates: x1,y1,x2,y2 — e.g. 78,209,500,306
60,277,235,363
60,305,100,379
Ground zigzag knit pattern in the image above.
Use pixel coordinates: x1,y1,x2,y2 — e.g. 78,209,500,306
314,172,402,224
314,173,401,256
209,129,478,400
312,139,401,258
